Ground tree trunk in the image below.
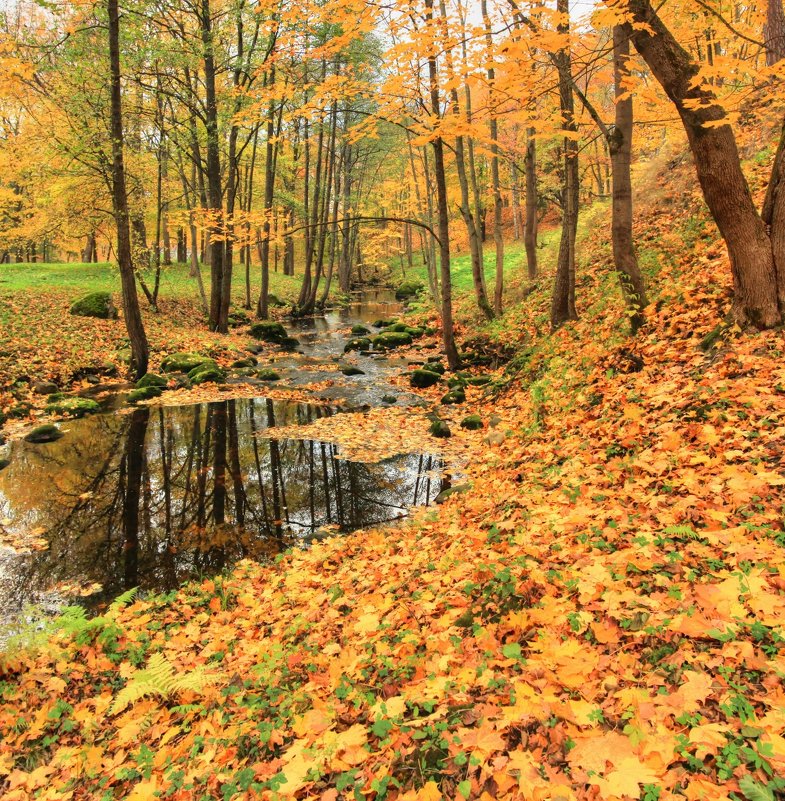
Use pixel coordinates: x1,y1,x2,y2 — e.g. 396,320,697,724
624,0,782,327
765,0,785,65
425,0,459,370
524,131,538,280
610,25,648,334
551,0,579,329
108,0,149,378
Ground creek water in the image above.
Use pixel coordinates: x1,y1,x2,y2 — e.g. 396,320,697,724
0,289,444,623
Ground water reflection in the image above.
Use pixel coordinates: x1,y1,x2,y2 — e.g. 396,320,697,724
0,397,441,615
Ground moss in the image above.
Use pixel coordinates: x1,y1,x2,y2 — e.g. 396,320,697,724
231,358,257,369
447,375,467,388
136,373,168,389
69,291,118,319
45,397,101,417
351,324,370,335
267,293,286,308
465,375,492,386
372,331,413,350
410,369,441,389
405,327,425,338
25,424,63,443
249,321,288,343
128,385,163,403
460,414,483,430
429,419,451,438
441,388,466,405
395,280,425,300
423,361,445,375
280,336,300,351
345,337,371,353
161,353,212,373
372,318,397,328
384,322,410,333
257,368,281,381
188,363,225,384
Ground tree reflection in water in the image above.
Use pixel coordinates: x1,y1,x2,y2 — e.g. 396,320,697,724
0,397,442,615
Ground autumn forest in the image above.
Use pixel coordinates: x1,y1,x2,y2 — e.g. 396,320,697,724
1,0,785,797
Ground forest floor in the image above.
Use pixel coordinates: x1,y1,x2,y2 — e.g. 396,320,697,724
2,149,785,801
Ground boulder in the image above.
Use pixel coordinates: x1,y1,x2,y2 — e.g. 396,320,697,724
341,366,365,376
230,357,257,369
460,414,483,430
441,388,466,405
161,353,212,373
257,368,281,381
33,381,59,395
128,385,163,403
136,373,167,389
429,419,451,438
280,336,300,351
45,397,101,417
345,337,371,353
351,324,371,335
372,331,413,350
410,369,441,389
423,361,445,375
395,280,424,300
249,321,288,343
381,395,397,404
69,292,118,320
188,363,225,385
25,424,63,443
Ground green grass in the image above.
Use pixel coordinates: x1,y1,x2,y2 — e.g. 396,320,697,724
0,261,303,306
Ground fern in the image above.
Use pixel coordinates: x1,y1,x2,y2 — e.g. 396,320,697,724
110,653,222,716
108,587,138,616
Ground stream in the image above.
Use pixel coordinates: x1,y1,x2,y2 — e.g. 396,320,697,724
0,289,445,624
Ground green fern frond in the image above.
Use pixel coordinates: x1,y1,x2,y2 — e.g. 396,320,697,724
110,653,222,716
108,587,138,616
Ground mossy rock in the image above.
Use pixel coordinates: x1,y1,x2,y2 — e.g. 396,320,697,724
373,331,413,350
429,419,451,438
395,280,425,300
372,319,396,328
188,363,225,385
381,394,397,404
341,366,365,376
405,327,425,339
385,322,410,333
460,414,483,430
25,424,63,443
46,392,67,403
423,361,445,375
267,293,286,308
69,291,118,320
424,326,437,336
410,369,441,389
280,336,300,351
136,373,167,389
441,388,466,405
161,353,212,373
345,337,371,353
128,385,163,403
249,321,288,343
435,483,472,503
447,375,467,389
351,324,371,335
34,381,59,395
465,375,492,387
228,310,250,328
9,402,32,419
231,357,257,369
257,368,281,381
45,397,101,418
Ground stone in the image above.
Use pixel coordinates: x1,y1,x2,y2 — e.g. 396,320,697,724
34,381,59,395
128,385,163,403
247,343,264,355
429,419,451,438
351,324,370,335
345,337,371,353
410,369,441,389
188,363,225,385
395,280,424,300
372,318,396,328
484,430,506,446
257,368,281,381
230,357,257,369
45,397,101,417
405,326,425,338
372,331,413,350
460,414,483,430
465,375,492,386
136,373,167,389
435,483,472,503
25,424,63,443
341,366,365,376
423,361,445,375
69,291,118,320
381,395,397,404
280,336,300,351
0,459,8,471
84,375,101,385
249,320,288,343
441,388,466,405
161,353,212,373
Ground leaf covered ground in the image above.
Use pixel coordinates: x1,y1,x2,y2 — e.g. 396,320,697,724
2,169,785,800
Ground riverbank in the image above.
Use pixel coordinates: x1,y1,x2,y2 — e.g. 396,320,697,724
2,203,785,799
